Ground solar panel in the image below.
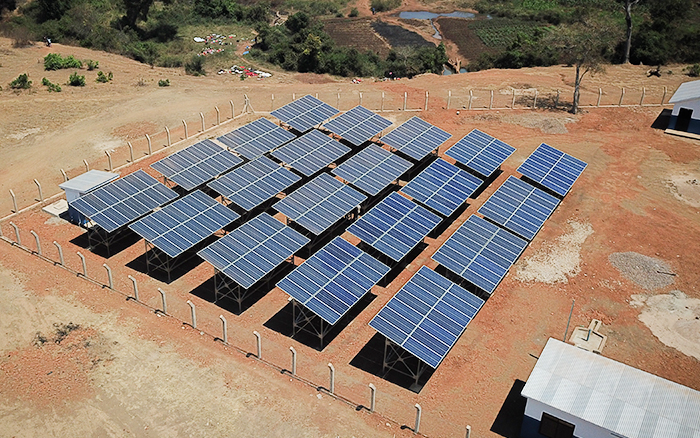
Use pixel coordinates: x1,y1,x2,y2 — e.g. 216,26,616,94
517,143,587,197
70,170,178,233
217,118,295,159
400,158,483,217
198,213,310,290
275,173,367,235
128,190,240,258
323,106,393,146
151,139,243,191
432,215,528,294
270,130,350,177
207,156,301,211
369,266,484,368
380,117,452,161
347,192,441,261
332,144,412,196
277,237,389,325
271,95,339,133
445,129,516,177
478,176,559,241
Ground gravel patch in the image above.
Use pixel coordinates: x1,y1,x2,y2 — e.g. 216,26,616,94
609,252,675,290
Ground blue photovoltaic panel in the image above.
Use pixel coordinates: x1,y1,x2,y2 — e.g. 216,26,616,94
151,139,243,191
432,215,528,294
323,106,393,146
277,237,389,325
347,192,441,261
478,176,559,241
70,170,178,233
128,190,239,258
207,156,301,211
517,143,587,197
217,118,295,159
270,130,350,177
369,266,484,368
275,173,367,235
198,213,310,290
332,144,412,196
400,158,483,217
271,95,339,133
445,129,516,177
381,117,452,161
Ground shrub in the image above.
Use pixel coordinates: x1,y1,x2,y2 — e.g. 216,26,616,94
370,0,401,12
86,59,99,70
158,79,170,87
44,53,83,70
95,70,112,83
185,55,206,76
41,77,62,92
687,63,700,77
349,7,359,17
157,55,183,68
68,71,85,86
10,73,32,89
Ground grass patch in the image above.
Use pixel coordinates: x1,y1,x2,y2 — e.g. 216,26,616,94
469,19,549,49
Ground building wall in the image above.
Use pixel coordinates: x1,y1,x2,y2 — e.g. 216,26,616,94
521,399,620,438
668,100,700,134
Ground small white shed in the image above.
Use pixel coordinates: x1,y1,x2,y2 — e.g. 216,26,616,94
521,338,700,438
59,170,119,224
668,79,700,135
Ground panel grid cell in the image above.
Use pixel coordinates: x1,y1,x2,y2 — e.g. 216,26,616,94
381,116,452,161
277,237,389,325
271,130,350,177
275,173,367,235
517,143,587,197
369,266,484,368
198,213,310,289
400,158,483,217
217,118,295,159
332,144,413,196
478,176,560,241
207,156,301,211
323,106,393,146
271,95,339,133
347,192,441,261
69,170,178,233
445,129,516,177
151,139,243,191
128,190,240,258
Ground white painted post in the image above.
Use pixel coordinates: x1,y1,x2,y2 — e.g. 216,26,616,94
414,403,422,434
9,189,17,213
215,106,220,125
253,330,261,359
555,89,560,109
77,251,87,277
30,230,41,255
53,241,64,266
292,93,296,101
424,91,429,111
597,88,602,107
337,92,340,109
466,425,471,438
83,159,90,171
359,92,363,106
290,346,297,375
619,87,625,106
328,363,335,395
468,90,473,110
146,134,152,155
381,92,385,111
182,120,188,139
200,112,205,132
34,179,43,202
661,86,667,105
60,169,68,182
165,127,171,146
512,89,516,108
187,300,197,328
369,383,376,413
271,94,275,111
128,142,134,162
103,263,113,289
220,315,228,344
403,92,407,111
10,222,20,245
533,89,538,109
105,150,113,171
489,90,494,110
447,90,452,109
640,87,646,106
230,100,235,118
128,275,139,301
158,288,167,314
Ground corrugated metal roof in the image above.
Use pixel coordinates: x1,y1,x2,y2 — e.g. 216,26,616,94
669,80,700,103
59,170,119,193
522,339,700,438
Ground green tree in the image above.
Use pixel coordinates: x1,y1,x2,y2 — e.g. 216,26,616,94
35,0,73,21
0,0,16,14
121,0,171,29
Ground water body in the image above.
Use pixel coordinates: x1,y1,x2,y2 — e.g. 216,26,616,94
398,11,478,39
443,66,469,75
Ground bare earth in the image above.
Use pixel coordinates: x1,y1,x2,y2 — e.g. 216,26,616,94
1,34,700,438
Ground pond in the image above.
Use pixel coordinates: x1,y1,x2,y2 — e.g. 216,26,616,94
398,10,489,39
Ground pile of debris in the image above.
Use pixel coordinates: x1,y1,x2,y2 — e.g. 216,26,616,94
217,65,272,79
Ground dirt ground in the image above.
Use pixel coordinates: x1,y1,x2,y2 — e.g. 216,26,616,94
1,35,700,438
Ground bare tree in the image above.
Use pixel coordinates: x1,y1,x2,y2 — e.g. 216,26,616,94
622,0,641,64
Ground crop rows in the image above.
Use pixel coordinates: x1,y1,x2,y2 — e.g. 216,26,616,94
468,19,547,48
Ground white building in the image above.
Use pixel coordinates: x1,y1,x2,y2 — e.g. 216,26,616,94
668,79,700,135
521,338,700,438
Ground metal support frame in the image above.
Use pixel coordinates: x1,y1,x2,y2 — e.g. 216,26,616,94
85,224,129,256
291,299,334,348
381,337,430,388
144,240,205,283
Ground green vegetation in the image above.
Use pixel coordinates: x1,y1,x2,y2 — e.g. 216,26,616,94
469,19,549,49
184,55,206,76
158,78,170,86
370,0,402,12
96,71,113,82
10,73,32,89
68,71,85,86
349,7,359,17
44,53,82,70
86,59,99,70
41,77,62,92
686,64,700,78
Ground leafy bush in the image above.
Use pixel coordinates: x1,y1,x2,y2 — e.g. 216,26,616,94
370,0,401,12
95,70,112,83
86,59,99,70
349,7,359,17
127,41,159,67
158,79,170,87
68,71,85,86
10,73,32,89
157,55,183,68
41,77,62,92
185,55,206,76
44,53,83,70
687,63,700,77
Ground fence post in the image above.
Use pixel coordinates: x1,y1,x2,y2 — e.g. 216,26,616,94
640,87,646,106
555,89,560,109
619,87,625,106
9,222,20,245
105,151,113,171
661,86,667,106
533,89,538,109
337,92,340,110
381,92,385,111
34,179,43,202
359,92,363,106
182,120,188,139
597,88,602,107
77,251,87,277
30,230,41,255
424,91,429,111
83,159,90,171
328,363,335,394
271,94,275,111
466,425,472,438
9,190,17,213
230,100,234,119
220,315,228,344
403,92,407,111
187,300,197,328
447,90,451,109
253,330,261,359
165,127,171,147
158,288,168,314
215,106,221,125
292,93,296,101
146,134,152,155
489,90,494,110
103,264,113,289
369,383,376,413
290,346,297,375
200,112,205,132
60,169,68,182
512,89,516,108
414,403,422,434
128,274,139,301
468,90,473,110
128,142,134,162
53,241,64,266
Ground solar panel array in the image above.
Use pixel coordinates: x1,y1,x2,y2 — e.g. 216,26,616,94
271,130,350,177
70,170,178,233
128,190,240,258
217,118,295,160
271,95,339,133
445,129,516,177
400,158,483,217
198,213,310,289
347,192,441,261
277,237,389,325
432,215,528,294
332,144,412,196
478,176,559,241
381,117,452,161
369,266,484,368
207,156,301,211
323,106,393,146
151,139,243,191
275,173,367,235
517,143,587,197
